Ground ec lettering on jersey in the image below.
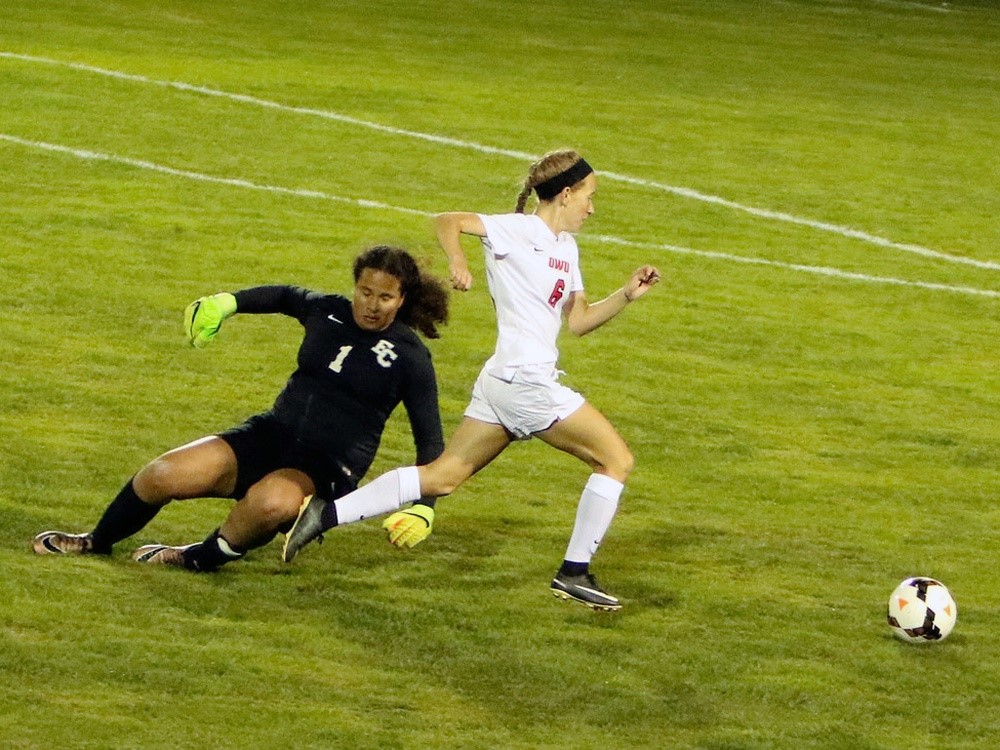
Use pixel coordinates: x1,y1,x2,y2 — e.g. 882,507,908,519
371,340,398,368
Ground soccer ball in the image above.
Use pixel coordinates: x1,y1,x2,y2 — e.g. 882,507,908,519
887,577,957,643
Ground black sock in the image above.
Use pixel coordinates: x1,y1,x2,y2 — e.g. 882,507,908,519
90,479,162,554
320,498,339,529
182,529,246,572
559,560,589,577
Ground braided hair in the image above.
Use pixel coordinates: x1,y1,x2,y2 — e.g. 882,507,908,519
514,149,587,213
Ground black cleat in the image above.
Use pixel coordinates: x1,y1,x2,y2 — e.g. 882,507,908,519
551,571,622,611
282,494,327,563
33,530,96,555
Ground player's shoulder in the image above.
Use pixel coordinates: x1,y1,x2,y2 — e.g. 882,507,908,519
480,213,555,252
385,320,426,347
480,212,536,231
382,322,432,361
304,292,350,312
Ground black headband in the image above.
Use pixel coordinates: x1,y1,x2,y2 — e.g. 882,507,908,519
533,159,594,200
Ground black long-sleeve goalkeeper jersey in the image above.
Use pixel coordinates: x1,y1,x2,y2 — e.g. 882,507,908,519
233,285,444,480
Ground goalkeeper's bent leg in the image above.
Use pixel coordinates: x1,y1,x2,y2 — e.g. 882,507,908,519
90,478,163,554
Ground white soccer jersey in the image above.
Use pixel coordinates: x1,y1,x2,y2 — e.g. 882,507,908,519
478,213,585,378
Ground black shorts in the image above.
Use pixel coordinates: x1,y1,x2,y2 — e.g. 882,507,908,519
218,413,358,502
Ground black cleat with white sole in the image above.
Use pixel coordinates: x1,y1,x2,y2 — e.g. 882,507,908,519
551,571,622,611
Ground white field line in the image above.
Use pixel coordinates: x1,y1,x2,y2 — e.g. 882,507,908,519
867,0,952,13
2,50,995,271
590,234,1000,299
3,132,998,300
0,134,429,217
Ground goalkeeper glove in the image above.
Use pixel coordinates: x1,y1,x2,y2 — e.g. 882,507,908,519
383,504,435,548
184,293,237,349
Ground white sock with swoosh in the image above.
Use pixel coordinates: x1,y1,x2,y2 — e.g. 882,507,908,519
563,473,623,565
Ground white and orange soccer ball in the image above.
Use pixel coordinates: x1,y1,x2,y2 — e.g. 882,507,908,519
887,577,957,643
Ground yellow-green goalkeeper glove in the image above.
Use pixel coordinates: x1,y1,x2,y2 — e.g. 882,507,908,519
184,293,237,349
382,504,435,548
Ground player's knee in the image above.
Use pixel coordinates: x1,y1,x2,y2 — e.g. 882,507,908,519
602,446,634,483
244,485,301,527
133,458,178,503
419,462,468,497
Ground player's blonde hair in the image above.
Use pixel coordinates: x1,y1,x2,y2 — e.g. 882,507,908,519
515,149,588,213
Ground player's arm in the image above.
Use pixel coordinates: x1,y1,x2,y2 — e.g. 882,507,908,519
184,286,316,348
233,285,316,319
564,265,661,336
434,212,485,292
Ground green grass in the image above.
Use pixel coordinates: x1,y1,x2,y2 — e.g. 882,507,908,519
2,1,1000,748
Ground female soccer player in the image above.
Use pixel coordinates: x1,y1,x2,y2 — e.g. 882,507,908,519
33,245,449,572
284,151,661,610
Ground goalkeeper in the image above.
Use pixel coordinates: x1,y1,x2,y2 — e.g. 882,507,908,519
32,245,448,570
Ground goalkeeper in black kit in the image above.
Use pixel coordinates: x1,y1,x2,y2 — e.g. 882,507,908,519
32,246,449,570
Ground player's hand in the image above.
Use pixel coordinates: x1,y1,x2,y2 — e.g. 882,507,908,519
383,504,435,548
448,261,473,292
184,293,237,349
624,265,661,302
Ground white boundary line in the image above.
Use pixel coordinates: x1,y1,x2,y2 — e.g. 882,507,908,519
867,0,952,13
3,132,997,300
2,50,996,271
0,134,430,217
590,234,1000,299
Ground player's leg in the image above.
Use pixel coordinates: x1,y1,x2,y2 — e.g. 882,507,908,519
221,468,314,548
536,403,633,611
330,417,509,524
536,402,634,482
419,418,512,495
34,436,238,556
96,436,238,551
139,468,313,570
282,418,510,561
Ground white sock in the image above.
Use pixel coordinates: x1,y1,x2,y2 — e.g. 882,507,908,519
333,466,422,525
563,473,624,564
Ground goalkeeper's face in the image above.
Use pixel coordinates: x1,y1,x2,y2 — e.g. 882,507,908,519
352,268,406,331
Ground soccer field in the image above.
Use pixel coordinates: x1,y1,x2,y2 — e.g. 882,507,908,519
2,1,999,747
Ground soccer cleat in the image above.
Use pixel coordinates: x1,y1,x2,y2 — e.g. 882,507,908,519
282,494,327,563
133,543,198,568
550,571,622,611
32,530,96,555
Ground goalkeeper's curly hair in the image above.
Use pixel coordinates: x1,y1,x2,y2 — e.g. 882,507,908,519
353,245,449,339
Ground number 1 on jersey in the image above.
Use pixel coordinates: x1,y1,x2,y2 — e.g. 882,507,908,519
328,345,353,373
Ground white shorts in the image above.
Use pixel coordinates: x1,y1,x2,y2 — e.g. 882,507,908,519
463,364,585,440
